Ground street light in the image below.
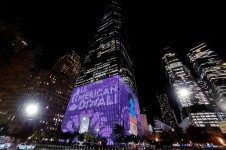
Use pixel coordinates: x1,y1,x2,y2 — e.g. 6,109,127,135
129,130,131,134
155,138,158,142
0,102,39,133
178,88,190,97
7,103,39,123
25,104,38,116
25,104,38,115
218,137,226,146
96,128,100,136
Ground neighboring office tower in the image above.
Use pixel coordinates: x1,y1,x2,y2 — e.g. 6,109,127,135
157,94,178,128
140,114,149,136
8,52,81,134
187,43,226,112
62,0,142,144
162,52,226,128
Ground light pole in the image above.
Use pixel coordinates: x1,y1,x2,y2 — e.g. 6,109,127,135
0,103,39,133
96,128,100,135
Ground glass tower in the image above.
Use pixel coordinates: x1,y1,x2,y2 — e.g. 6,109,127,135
163,52,226,128
62,0,142,144
187,43,226,111
75,1,137,95
157,94,178,128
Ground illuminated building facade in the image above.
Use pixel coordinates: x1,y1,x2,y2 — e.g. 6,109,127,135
157,94,177,128
163,52,226,128
187,43,226,111
140,114,149,136
8,52,81,134
62,0,142,144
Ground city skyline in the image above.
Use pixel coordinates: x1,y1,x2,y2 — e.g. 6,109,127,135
1,1,226,123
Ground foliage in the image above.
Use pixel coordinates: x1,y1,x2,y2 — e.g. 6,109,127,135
0,113,9,136
171,126,187,144
125,134,140,143
60,132,73,140
84,133,95,142
113,124,125,143
0,114,7,124
185,125,204,143
11,124,34,140
0,122,9,136
101,137,107,146
51,131,61,142
144,132,160,142
159,130,172,144
96,135,101,142
159,126,187,144
185,125,225,145
113,124,124,136
47,126,62,142
31,131,45,141
77,133,84,141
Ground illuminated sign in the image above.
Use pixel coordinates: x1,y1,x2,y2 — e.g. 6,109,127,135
68,81,118,111
61,75,142,144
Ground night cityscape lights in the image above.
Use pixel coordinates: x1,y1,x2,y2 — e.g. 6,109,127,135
1,0,226,149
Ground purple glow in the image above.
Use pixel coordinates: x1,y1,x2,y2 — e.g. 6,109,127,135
61,75,142,144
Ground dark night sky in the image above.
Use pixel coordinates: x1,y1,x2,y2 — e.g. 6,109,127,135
1,1,226,124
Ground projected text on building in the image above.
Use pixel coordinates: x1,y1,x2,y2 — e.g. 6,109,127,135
61,75,142,144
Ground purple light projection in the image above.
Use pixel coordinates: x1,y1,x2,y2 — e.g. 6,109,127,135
61,75,142,145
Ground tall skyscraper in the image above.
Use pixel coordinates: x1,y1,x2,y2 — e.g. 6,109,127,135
62,0,142,144
75,0,137,95
162,52,226,128
187,43,226,112
157,94,178,128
